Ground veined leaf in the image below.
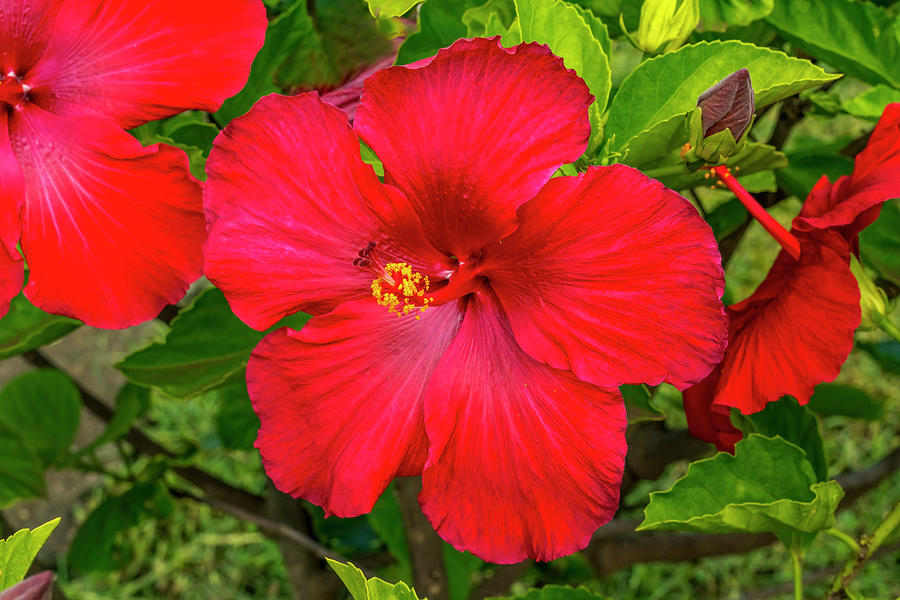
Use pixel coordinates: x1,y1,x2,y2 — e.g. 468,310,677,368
843,85,900,120
328,559,424,600
0,519,59,591
746,397,827,481
0,293,79,360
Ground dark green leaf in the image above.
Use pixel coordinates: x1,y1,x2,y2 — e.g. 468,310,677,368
486,585,610,600
606,40,838,152
860,200,900,286
443,545,483,600
367,486,411,583
858,341,900,375
68,482,172,572
707,198,747,240
0,293,79,360
807,383,884,421
0,519,59,590
776,152,854,200
639,435,844,547
0,439,44,509
746,397,827,481
766,0,900,87
0,370,80,468
699,0,774,29
641,141,786,190
117,289,264,399
327,559,423,600
215,383,260,451
398,0,481,64
620,384,664,421
215,0,331,125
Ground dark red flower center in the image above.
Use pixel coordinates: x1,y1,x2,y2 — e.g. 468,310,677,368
0,72,29,108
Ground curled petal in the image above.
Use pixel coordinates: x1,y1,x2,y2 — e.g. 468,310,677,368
795,103,900,238
248,298,464,517
205,93,450,330
0,112,24,317
24,0,267,127
709,231,860,415
10,107,204,328
420,291,626,563
682,365,742,452
356,37,592,258
482,165,727,389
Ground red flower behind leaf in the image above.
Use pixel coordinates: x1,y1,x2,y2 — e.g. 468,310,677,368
684,103,900,452
204,37,728,562
0,0,267,327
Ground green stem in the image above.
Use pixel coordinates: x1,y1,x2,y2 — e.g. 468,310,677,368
827,497,900,598
825,528,860,554
791,549,803,600
878,317,900,344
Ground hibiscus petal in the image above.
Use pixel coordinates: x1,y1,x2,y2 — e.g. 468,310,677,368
795,103,900,237
420,291,626,563
248,298,464,517
205,93,451,330
482,165,727,390
709,231,860,415
10,106,204,328
22,0,266,128
682,365,742,452
0,0,56,75
355,37,592,258
0,112,24,318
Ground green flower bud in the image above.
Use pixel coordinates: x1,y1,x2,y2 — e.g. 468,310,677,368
637,0,699,54
684,69,756,164
849,255,892,330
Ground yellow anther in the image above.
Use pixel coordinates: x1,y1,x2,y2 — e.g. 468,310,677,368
372,262,432,318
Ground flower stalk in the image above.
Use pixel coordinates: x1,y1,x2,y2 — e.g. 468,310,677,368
710,165,801,260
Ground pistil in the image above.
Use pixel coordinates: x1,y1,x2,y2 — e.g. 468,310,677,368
711,165,801,261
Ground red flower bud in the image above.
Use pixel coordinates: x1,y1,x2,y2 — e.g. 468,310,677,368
697,68,755,140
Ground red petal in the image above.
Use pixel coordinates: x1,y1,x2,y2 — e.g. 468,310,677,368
710,231,860,415
482,166,727,390
795,103,900,238
204,93,450,330
420,291,626,563
682,365,742,453
355,38,592,258
0,111,24,318
10,107,204,328
22,0,266,128
0,0,56,76
248,299,464,517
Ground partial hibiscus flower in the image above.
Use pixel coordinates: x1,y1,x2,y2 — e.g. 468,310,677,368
204,37,728,562
0,0,267,327
684,103,900,451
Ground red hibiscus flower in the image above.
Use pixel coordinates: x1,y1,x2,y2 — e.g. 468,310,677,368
684,103,900,452
204,37,727,563
0,0,267,327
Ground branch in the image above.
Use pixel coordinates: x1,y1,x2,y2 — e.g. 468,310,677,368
22,349,264,513
394,477,450,600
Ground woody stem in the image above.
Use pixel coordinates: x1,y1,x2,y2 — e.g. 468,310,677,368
710,165,801,261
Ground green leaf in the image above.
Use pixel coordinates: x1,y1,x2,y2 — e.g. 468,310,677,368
130,112,219,179
806,383,884,421
776,152,854,200
486,585,609,600
215,383,260,451
367,487,411,583
443,546,483,600
0,293,79,360
68,482,173,572
858,341,900,375
0,438,44,509
606,40,838,151
746,397,827,481
699,0,773,29
214,0,331,125
0,518,60,591
766,0,900,88
843,85,900,120
639,140,786,190
117,289,264,399
707,198,747,240
365,0,420,18
327,559,424,600
0,370,81,468
398,0,481,64
638,435,844,547
462,0,516,36
860,200,900,286
620,384,664,421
